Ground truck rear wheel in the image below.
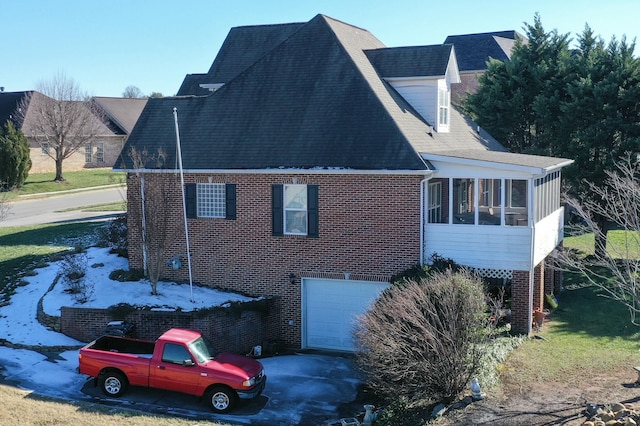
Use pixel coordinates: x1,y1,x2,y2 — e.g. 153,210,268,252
207,386,237,413
99,371,127,397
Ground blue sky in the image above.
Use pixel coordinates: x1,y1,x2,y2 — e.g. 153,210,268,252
2,0,639,98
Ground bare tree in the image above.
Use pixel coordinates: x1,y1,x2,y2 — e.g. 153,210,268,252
129,147,174,295
560,154,640,323
122,85,145,98
18,72,106,181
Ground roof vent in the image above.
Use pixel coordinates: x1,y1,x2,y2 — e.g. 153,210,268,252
0,87,4,92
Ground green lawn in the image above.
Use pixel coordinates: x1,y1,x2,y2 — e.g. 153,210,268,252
0,222,103,305
564,228,640,259
7,169,125,199
500,230,640,390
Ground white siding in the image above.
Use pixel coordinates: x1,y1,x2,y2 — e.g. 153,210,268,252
424,207,565,271
387,79,438,126
533,207,565,265
425,224,532,270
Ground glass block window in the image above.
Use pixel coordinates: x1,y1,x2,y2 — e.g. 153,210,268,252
197,183,225,218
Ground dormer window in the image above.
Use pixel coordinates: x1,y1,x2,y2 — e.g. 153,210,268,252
438,87,450,130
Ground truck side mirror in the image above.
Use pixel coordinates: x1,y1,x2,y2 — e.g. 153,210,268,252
183,359,195,367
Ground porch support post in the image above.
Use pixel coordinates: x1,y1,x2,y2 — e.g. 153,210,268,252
533,261,545,312
511,270,532,334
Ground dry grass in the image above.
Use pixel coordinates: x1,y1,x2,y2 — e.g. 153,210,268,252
0,383,228,426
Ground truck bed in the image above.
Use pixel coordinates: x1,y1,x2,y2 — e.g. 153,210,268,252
88,335,155,356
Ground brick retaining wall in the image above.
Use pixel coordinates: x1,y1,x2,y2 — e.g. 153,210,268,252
61,298,281,355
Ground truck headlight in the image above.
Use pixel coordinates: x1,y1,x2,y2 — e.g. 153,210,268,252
242,377,257,387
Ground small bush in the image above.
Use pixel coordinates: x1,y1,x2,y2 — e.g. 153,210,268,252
355,269,489,405
99,216,128,257
109,268,145,282
58,252,94,303
389,253,462,284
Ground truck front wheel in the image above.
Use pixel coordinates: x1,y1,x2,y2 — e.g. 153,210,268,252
99,371,127,397
207,386,237,413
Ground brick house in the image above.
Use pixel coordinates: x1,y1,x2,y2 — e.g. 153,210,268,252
115,15,572,351
0,90,146,172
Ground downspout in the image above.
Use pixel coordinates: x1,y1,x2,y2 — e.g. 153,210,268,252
527,177,535,334
139,173,148,275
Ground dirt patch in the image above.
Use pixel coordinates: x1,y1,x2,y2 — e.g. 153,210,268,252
435,366,640,425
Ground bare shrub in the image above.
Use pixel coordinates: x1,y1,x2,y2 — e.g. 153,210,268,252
58,252,94,303
355,269,489,405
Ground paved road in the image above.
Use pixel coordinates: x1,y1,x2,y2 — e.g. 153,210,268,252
0,186,126,227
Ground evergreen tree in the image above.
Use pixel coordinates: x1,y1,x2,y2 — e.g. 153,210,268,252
0,120,31,191
465,15,640,254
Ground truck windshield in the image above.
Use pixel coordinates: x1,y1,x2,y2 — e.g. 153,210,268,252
188,337,214,363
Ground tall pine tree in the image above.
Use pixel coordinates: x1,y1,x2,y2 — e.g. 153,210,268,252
465,15,640,254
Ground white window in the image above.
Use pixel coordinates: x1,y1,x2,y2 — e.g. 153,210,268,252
284,184,307,235
96,142,104,163
438,87,449,128
197,183,226,218
41,143,49,156
428,182,442,223
85,144,92,163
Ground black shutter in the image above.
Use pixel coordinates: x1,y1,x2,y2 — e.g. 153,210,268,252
185,183,197,218
272,184,283,236
225,184,236,220
307,184,319,238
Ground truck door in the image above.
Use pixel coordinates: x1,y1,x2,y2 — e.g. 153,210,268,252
149,342,203,395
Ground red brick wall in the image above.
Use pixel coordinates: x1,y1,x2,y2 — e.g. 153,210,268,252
533,261,545,312
510,270,531,334
61,298,280,355
126,173,423,347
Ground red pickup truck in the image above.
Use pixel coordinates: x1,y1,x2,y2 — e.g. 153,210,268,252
78,328,266,413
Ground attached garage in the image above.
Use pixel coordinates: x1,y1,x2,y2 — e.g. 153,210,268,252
302,278,390,351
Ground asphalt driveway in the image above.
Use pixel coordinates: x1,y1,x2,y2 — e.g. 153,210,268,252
79,352,363,426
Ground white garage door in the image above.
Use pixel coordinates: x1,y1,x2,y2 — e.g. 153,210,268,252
302,278,390,351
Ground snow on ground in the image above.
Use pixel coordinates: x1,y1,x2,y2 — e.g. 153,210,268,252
0,246,361,424
43,246,255,316
0,246,254,347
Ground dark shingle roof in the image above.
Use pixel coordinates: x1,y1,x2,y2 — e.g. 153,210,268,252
0,91,30,126
176,74,211,96
444,31,524,71
366,45,453,78
118,15,570,173
176,23,305,96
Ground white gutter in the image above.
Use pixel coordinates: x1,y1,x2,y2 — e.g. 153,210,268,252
113,168,434,175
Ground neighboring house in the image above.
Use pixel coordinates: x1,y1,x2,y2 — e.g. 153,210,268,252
115,15,572,351
0,91,146,173
444,30,526,103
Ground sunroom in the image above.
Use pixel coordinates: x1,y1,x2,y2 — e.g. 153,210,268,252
421,151,573,274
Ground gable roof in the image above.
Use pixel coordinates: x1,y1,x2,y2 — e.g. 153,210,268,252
444,30,525,72
117,15,571,174
365,44,454,78
93,97,147,134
